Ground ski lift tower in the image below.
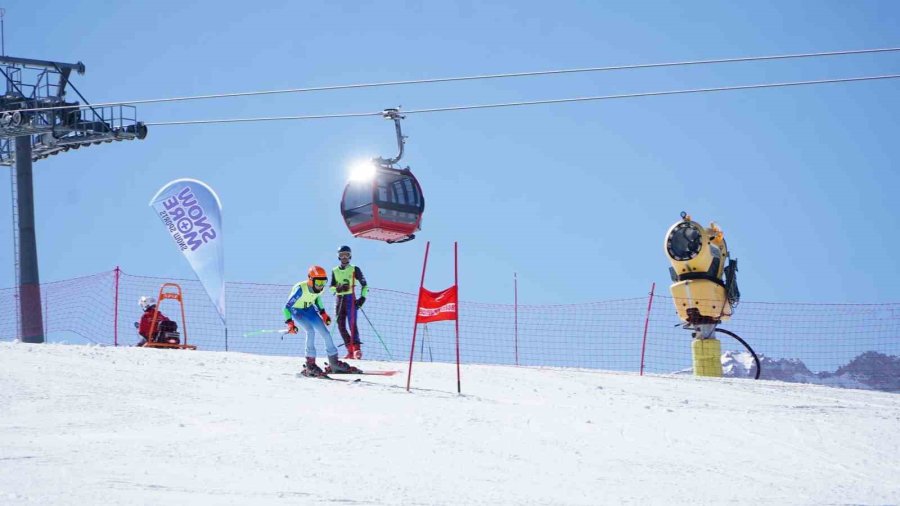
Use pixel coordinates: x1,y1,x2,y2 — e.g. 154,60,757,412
0,55,147,343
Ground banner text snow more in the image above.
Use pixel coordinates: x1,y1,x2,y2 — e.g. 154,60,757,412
157,185,218,252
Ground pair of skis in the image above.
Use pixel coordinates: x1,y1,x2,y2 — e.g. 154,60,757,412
297,369,400,381
344,370,398,376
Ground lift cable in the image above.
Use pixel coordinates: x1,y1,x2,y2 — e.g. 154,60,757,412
10,46,900,114
143,73,900,126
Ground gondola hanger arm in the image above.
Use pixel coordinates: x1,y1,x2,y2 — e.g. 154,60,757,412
376,108,406,167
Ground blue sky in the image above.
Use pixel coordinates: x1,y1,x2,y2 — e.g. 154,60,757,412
1,0,898,307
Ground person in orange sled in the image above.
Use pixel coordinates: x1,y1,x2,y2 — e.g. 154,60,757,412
135,296,178,346
284,266,361,377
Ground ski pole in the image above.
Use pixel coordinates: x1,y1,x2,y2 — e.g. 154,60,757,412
243,328,290,337
360,307,393,360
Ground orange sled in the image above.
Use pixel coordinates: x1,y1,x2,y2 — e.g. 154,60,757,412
145,283,197,350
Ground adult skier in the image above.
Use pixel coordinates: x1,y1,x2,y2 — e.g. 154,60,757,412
330,245,369,359
284,265,359,377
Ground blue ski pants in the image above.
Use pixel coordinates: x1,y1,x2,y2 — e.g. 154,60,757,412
289,305,338,358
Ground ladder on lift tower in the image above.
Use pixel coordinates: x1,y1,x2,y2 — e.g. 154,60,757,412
9,158,21,339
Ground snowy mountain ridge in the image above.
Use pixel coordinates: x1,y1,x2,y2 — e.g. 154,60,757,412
721,350,900,392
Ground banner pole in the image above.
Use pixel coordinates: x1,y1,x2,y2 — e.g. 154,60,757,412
454,241,460,394
406,241,431,392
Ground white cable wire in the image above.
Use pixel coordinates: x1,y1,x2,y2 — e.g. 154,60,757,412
144,74,900,126
12,46,900,113
146,110,382,126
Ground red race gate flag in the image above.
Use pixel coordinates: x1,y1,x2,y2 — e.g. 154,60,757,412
407,241,461,394
416,286,458,323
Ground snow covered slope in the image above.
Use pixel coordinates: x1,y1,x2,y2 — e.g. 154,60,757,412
1,342,898,505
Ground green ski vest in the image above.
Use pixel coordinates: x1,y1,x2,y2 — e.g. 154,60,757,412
332,264,368,297
332,264,356,295
283,281,324,320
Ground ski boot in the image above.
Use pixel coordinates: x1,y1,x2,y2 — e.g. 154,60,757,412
352,346,363,360
324,354,362,374
301,357,327,378
343,343,356,360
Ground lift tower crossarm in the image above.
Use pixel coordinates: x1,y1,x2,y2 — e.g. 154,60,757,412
0,56,83,101
0,55,85,74
0,56,147,165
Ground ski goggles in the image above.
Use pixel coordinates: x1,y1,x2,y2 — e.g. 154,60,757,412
312,278,327,288
338,252,351,260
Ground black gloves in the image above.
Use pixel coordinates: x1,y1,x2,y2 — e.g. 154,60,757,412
355,296,366,309
285,319,298,334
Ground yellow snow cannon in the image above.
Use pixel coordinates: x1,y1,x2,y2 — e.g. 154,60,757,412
664,212,741,377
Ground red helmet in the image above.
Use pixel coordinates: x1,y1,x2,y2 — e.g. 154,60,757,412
307,265,328,293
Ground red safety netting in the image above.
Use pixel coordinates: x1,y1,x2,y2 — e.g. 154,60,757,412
1,269,897,391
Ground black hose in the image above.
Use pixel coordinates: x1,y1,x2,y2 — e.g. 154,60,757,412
715,328,761,380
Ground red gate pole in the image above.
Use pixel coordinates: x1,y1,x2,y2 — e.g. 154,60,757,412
114,266,121,347
406,241,431,392
639,282,656,376
454,241,461,394
514,272,519,366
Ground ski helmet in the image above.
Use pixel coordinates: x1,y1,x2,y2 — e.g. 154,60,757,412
307,265,328,293
139,296,157,311
337,245,352,256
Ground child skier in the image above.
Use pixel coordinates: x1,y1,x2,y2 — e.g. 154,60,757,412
284,266,360,377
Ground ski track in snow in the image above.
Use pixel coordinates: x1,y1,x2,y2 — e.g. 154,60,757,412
1,342,898,505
